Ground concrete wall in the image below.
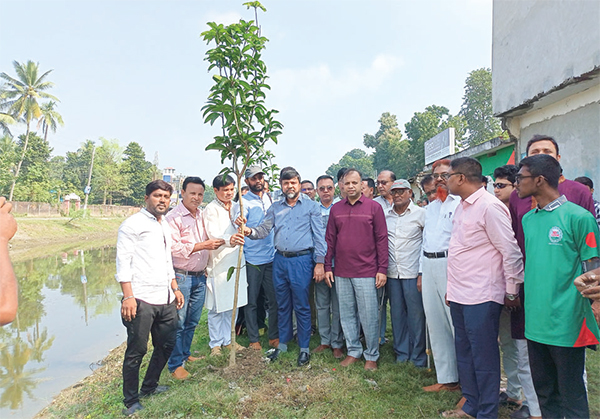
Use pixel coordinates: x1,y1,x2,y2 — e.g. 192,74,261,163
492,0,600,115
519,102,600,192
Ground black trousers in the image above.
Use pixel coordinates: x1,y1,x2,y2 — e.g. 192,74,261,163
527,339,589,419
244,262,279,342
121,299,177,407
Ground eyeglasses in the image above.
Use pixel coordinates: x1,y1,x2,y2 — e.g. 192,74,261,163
301,188,314,192
318,186,334,192
432,173,454,180
424,190,436,196
514,175,537,184
493,182,513,189
390,189,410,196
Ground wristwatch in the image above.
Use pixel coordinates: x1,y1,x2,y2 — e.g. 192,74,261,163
172,287,181,293
506,293,518,301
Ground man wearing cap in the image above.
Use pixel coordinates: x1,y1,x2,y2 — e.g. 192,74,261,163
420,159,461,392
166,177,225,380
325,169,388,371
385,179,427,367
241,166,279,351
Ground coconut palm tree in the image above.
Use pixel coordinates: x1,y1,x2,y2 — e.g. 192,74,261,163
36,101,64,142
0,60,59,201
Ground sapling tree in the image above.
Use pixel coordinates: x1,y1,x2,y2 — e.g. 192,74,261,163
201,1,282,366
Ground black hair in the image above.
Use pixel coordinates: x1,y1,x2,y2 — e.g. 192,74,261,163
344,168,363,180
212,174,235,189
301,180,315,188
280,166,301,182
493,165,519,184
316,174,334,186
182,176,205,191
450,157,482,183
420,174,434,189
336,167,349,182
363,177,375,189
519,154,561,188
378,170,396,182
574,176,594,190
481,176,488,184
526,134,560,156
146,179,173,196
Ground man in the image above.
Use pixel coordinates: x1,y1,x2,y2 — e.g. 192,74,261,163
325,169,388,370
515,154,599,418
241,166,279,351
361,177,375,199
574,176,600,227
242,167,326,367
420,159,460,393
385,179,427,367
492,164,541,419
443,157,524,418
166,177,224,380
301,180,316,200
312,175,344,359
0,196,18,326
116,180,184,416
337,168,349,199
420,174,437,204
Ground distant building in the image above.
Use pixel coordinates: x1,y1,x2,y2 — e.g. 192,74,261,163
491,0,600,182
162,167,176,183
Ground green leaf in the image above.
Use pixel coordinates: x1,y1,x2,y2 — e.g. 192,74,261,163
226,266,235,282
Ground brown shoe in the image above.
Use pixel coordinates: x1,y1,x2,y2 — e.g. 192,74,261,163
423,382,461,392
340,356,360,367
268,338,279,348
171,366,189,380
210,346,222,356
249,342,262,350
186,355,203,362
455,397,466,409
224,342,246,351
441,408,473,418
364,360,378,371
332,348,344,359
312,344,331,353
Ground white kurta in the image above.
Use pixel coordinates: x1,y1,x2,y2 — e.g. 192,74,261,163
204,199,248,313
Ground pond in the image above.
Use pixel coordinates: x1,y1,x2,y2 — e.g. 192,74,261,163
0,246,125,418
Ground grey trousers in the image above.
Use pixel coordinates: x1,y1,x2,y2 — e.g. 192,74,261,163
336,276,379,361
315,279,343,348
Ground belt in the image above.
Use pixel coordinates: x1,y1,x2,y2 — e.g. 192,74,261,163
423,250,448,259
276,248,313,258
174,268,206,276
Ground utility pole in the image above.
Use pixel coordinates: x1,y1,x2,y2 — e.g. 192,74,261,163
83,145,96,211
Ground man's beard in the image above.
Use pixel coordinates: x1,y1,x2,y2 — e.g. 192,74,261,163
285,190,299,199
436,185,448,202
249,183,263,193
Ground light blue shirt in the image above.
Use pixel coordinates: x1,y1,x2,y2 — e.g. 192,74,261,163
250,193,327,263
319,201,335,229
241,190,275,265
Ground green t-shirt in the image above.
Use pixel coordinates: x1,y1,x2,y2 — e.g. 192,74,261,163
523,201,600,347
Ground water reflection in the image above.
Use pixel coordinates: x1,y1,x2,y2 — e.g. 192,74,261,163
0,246,123,417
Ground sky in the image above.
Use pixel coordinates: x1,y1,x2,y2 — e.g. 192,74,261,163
1,0,493,185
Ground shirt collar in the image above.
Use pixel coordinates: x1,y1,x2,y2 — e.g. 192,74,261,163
245,190,261,201
388,202,413,216
463,187,486,205
537,195,567,212
320,201,334,210
344,195,364,206
175,202,198,217
141,207,158,221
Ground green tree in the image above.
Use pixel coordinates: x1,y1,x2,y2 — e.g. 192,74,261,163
201,1,282,365
121,142,152,206
363,112,409,177
0,112,15,138
0,135,17,196
0,60,59,200
36,101,64,143
326,148,374,179
48,155,67,204
459,68,503,146
62,140,95,197
93,138,125,205
12,133,52,202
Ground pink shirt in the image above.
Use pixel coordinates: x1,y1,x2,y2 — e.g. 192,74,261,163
166,202,209,272
447,187,523,305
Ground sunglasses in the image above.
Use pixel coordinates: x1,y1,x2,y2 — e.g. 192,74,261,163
318,186,334,192
493,183,513,189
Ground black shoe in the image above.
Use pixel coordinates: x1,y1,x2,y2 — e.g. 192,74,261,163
122,401,144,416
297,351,310,366
499,391,522,408
140,385,170,397
510,405,530,419
266,348,281,361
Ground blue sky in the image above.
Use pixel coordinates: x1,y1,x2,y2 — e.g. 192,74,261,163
1,0,493,184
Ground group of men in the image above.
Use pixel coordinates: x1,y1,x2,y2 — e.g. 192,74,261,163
115,134,600,418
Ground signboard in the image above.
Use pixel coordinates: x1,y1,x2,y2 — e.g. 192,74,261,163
424,128,455,165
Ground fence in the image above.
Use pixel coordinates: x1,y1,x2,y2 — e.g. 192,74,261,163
10,201,139,218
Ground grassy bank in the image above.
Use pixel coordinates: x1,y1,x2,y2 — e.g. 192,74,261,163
9,216,124,262
37,310,600,419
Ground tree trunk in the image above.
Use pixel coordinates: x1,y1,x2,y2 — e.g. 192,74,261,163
229,173,245,367
8,122,31,201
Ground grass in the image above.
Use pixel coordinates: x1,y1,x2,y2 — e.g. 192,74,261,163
37,310,600,419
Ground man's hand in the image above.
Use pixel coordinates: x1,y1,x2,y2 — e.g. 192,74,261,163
174,290,184,310
241,226,252,236
0,197,17,243
323,271,334,287
417,275,422,293
314,263,325,283
504,294,521,311
230,233,245,246
202,238,225,250
592,301,600,325
375,273,387,289
574,268,600,300
445,293,449,307
121,298,137,322
234,215,247,226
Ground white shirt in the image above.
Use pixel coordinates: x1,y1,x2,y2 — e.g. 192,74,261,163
115,208,176,305
419,194,460,271
374,195,393,212
386,203,426,279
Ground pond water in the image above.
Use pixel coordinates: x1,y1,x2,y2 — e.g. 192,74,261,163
0,246,125,418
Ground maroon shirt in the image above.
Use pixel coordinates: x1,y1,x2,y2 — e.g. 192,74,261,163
508,177,595,338
324,195,388,278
